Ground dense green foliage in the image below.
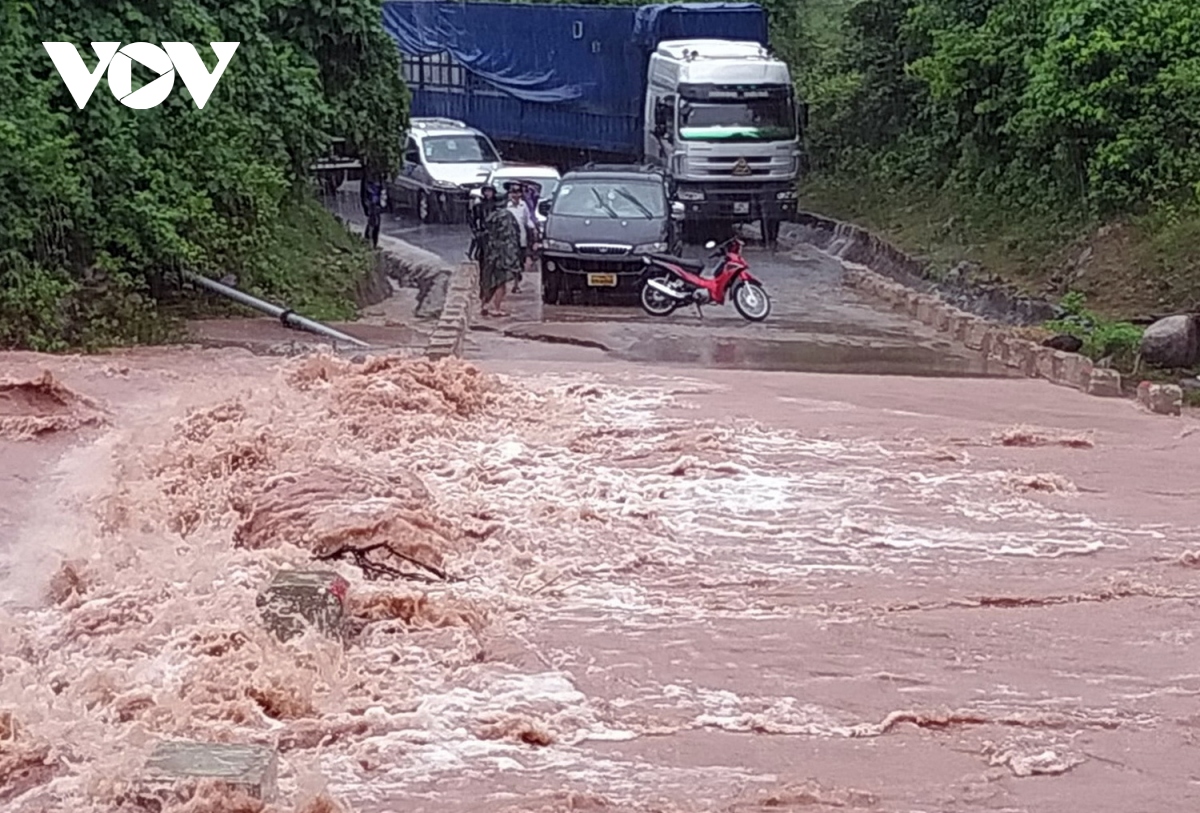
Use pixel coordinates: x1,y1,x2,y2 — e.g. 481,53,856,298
0,0,408,351
1045,291,1143,363
790,0,1200,220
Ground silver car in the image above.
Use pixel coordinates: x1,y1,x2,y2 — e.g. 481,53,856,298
386,118,503,223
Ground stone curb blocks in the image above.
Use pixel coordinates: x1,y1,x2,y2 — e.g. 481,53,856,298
787,212,1195,414
140,741,279,803
963,321,990,351
426,261,479,360
1086,367,1123,397
1009,339,1039,377
1137,381,1183,415
1059,353,1094,390
915,296,941,326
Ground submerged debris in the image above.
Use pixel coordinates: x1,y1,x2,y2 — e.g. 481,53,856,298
992,425,1094,449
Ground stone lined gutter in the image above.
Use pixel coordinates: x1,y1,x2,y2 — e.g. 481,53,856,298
782,213,1184,416
425,261,479,360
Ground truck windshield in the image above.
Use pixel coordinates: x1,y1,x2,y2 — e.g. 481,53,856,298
679,98,795,141
421,135,499,164
552,181,665,219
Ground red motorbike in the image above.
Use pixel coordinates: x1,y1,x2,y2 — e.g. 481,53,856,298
638,236,771,322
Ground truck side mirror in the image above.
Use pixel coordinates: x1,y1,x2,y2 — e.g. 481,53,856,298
670,201,685,220
538,199,551,216
797,101,809,133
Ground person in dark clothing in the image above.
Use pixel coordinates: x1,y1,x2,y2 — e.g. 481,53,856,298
360,166,384,248
503,181,536,294
480,199,522,316
469,184,500,262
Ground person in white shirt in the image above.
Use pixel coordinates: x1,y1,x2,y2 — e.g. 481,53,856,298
504,182,536,293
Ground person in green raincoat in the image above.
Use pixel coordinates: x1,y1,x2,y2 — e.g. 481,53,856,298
479,182,524,316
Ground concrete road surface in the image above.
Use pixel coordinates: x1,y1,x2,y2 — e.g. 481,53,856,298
325,187,1017,378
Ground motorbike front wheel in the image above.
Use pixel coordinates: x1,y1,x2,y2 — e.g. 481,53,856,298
733,281,771,322
640,276,680,316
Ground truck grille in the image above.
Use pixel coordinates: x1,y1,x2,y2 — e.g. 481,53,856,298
703,156,783,178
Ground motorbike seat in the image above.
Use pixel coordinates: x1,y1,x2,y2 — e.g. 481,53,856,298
648,253,706,273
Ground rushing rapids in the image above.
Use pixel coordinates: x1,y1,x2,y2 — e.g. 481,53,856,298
1,349,1198,812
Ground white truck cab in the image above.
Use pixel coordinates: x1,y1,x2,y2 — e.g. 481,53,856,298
643,39,802,241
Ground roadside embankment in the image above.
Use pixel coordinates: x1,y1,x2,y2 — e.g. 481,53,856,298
186,230,457,357
780,216,1186,416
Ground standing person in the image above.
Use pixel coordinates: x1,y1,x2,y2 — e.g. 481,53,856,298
360,164,384,248
468,184,499,262
504,181,536,294
480,197,522,317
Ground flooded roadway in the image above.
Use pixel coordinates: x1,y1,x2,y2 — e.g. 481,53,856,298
326,190,1014,378
2,347,1199,813
2,194,1195,813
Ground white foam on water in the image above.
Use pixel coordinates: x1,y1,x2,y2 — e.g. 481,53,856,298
3,355,1196,811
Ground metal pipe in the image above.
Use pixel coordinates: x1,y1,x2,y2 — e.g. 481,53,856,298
183,270,371,348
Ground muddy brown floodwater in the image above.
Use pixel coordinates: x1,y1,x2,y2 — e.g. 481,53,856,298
1,348,1199,813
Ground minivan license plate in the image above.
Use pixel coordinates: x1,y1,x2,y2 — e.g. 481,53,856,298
733,201,750,214
587,273,617,287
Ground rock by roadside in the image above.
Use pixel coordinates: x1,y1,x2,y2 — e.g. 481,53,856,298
1139,314,1199,369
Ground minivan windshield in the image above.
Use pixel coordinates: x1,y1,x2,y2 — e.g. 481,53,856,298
421,135,499,164
551,180,665,219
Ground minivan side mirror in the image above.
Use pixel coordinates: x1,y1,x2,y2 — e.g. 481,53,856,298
537,199,552,216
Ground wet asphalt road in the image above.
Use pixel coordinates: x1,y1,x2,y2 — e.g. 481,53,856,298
326,187,1013,378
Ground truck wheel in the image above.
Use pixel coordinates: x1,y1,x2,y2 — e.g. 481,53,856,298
542,268,561,305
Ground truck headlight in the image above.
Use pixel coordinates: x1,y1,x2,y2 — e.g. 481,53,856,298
676,190,705,201
543,239,573,252
776,189,797,200
633,242,668,255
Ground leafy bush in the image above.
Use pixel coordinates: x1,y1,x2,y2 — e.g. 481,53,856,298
1044,291,1143,364
0,0,408,350
791,0,1200,223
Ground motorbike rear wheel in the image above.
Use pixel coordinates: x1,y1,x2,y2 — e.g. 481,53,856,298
733,280,771,322
640,276,679,316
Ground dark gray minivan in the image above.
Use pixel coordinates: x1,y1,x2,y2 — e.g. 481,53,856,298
540,167,684,305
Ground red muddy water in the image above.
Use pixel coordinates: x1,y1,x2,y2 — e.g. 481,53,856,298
1,348,1198,813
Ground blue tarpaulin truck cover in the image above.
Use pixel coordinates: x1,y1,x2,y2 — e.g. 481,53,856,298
380,1,770,155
